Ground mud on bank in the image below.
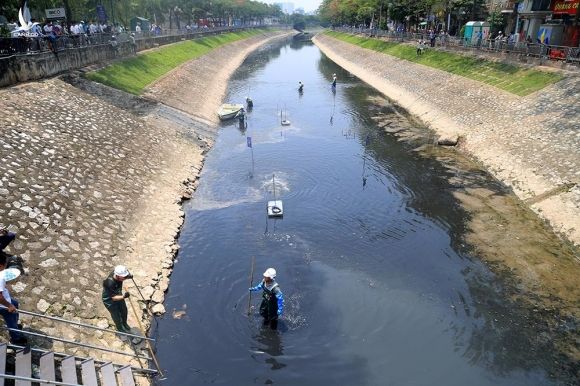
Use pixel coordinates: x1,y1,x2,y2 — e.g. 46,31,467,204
360,84,580,375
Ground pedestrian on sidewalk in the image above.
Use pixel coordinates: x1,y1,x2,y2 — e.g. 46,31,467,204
102,265,133,334
249,268,284,330
0,253,27,345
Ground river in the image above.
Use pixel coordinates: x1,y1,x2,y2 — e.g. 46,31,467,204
152,38,571,386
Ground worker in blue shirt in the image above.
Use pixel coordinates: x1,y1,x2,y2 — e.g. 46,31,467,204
250,268,284,330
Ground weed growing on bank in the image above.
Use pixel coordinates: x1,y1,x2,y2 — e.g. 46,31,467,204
326,31,563,96
87,29,267,94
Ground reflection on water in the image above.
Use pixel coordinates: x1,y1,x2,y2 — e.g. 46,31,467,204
153,39,575,385
252,329,286,370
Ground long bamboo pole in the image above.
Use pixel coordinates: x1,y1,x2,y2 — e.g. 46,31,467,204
247,256,255,316
127,296,165,378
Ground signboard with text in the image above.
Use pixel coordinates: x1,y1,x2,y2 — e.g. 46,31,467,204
45,8,66,20
551,0,579,15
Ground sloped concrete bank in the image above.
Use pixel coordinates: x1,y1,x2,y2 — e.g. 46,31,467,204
0,30,289,377
0,27,262,88
314,33,580,248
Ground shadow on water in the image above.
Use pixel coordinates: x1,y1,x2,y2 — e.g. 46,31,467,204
153,39,578,385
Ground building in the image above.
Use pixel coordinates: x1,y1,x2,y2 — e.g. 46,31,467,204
496,0,579,46
550,0,580,46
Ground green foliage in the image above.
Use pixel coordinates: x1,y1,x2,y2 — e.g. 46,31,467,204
326,31,563,96
486,8,504,33
86,29,264,94
0,24,10,37
2,0,282,26
319,0,489,28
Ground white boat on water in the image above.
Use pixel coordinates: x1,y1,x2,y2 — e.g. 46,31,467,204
217,104,244,120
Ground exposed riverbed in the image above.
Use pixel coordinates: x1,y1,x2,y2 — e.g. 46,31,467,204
152,39,578,385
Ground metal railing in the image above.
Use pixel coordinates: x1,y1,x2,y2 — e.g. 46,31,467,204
18,307,151,342
0,305,157,369
6,342,157,374
0,305,152,342
333,26,580,66
2,327,151,360
0,24,274,57
0,373,81,386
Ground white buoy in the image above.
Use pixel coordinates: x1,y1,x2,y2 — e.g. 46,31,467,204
267,174,283,217
267,200,284,217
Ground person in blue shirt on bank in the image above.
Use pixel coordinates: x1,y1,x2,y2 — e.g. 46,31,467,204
250,268,284,330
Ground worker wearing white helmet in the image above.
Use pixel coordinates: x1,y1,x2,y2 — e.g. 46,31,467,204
102,265,133,334
249,267,284,330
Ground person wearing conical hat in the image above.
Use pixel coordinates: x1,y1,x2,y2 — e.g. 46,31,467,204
249,268,284,330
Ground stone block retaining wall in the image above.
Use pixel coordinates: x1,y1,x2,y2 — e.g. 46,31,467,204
314,33,580,247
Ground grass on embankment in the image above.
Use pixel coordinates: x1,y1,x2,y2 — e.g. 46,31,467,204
87,29,266,94
326,31,563,96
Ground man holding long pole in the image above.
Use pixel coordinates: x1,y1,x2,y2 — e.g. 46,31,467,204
249,268,284,330
102,265,133,334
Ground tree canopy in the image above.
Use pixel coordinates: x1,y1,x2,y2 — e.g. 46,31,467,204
2,0,283,27
318,0,490,34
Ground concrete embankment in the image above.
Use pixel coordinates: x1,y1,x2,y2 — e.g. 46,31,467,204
314,33,580,248
0,29,289,371
0,27,261,88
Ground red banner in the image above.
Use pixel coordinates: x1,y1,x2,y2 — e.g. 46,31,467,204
552,0,579,15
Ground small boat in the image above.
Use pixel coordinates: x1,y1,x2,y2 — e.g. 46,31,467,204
217,104,244,120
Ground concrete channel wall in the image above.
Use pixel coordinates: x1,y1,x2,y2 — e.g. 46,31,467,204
314,33,580,247
0,27,256,88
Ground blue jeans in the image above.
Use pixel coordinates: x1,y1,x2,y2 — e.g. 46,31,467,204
0,298,23,341
0,232,15,251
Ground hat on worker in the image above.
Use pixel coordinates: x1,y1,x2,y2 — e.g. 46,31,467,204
263,268,276,279
114,265,130,277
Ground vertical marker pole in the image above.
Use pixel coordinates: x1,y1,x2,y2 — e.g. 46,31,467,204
247,256,255,316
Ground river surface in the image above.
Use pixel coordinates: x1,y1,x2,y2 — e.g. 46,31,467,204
152,39,566,385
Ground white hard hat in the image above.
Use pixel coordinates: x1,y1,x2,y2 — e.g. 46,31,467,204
263,268,276,279
114,265,129,277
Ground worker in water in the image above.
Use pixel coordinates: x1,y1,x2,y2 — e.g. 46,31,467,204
332,73,337,87
102,265,133,334
298,81,304,92
249,268,284,330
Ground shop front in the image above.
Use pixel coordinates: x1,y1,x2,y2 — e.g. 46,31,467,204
550,0,580,46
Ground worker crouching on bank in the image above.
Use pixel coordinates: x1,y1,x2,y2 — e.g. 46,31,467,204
102,265,133,334
250,268,284,330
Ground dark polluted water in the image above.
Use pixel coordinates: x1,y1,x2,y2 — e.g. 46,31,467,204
152,39,572,385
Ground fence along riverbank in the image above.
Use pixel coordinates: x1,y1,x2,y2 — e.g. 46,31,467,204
0,25,278,88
